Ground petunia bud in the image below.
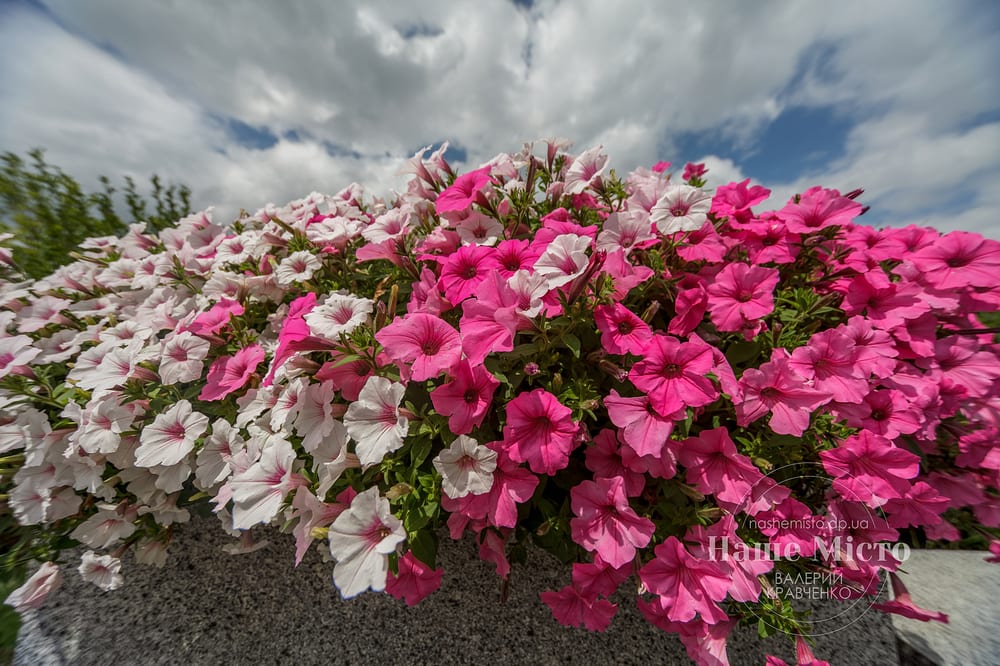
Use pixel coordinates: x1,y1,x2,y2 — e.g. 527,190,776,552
385,483,413,501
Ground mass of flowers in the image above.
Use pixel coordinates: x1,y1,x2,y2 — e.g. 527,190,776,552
2,140,1000,665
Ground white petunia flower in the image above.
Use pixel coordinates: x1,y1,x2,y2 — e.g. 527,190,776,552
134,400,209,468
0,335,41,379
361,207,412,243
327,487,406,599
563,145,608,195
650,184,712,234
432,435,497,499
533,233,592,288
229,435,301,530
4,562,62,612
158,331,211,385
274,250,322,286
506,270,550,318
343,376,409,469
455,211,504,246
78,551,124,591
70,507,137,550
304,294,373,341
596,210,655,255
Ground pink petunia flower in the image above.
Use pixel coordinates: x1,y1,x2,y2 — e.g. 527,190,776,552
386,551,444,606
735,349,830,436
777,186,861,234
494,239,541,277
186,298,244,336
435,165,492,215
604,390,679,465
883,482,950,529
873,572,948,623
502,389,578,475
711,178,770,219
908,230,1000,290
677,427,765,505
594,303,652,355
584,429,646,497
819,431,920,507
198,345,265,401
429,360,499,435
442,441,539,529
540,585,617,632
706,263,780,333
628,334,719,418
788,329,868,404
570,476,655,568
438,244,501,304
375,313,462,382
638,536,731,624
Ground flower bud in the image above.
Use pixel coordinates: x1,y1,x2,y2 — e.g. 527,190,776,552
385,483,413,501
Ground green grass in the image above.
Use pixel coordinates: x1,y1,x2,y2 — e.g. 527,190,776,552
0,570,24,666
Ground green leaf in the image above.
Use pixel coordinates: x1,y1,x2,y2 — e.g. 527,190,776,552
409,437,433,469
563,333,581,358
408,529,438,569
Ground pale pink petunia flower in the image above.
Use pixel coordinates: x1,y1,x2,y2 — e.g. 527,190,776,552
70,507,137,550
274,250,322,286
433,435,498,499
4,562,61,612
650,185,712,234
0,335,41,380
343,376,409,468
78,551,124,591
533,234,592,288
134,400,209,468
362,207,412,244
455,211,504,246
229,435,305,529
304,293,374,342
327,487,406,598
563,146,608,195
596,210,655,255
375,313,462,382
16,295,71,333
157,331,211,386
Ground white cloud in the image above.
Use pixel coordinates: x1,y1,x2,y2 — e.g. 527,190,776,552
1,0,997,236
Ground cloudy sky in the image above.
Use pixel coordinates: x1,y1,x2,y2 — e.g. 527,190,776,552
2,0,998,236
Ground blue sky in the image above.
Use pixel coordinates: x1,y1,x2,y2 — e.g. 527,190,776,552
1,0,998,236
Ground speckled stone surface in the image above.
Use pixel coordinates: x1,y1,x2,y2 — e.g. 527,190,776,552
891,550,1000,666
15,517,898,665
